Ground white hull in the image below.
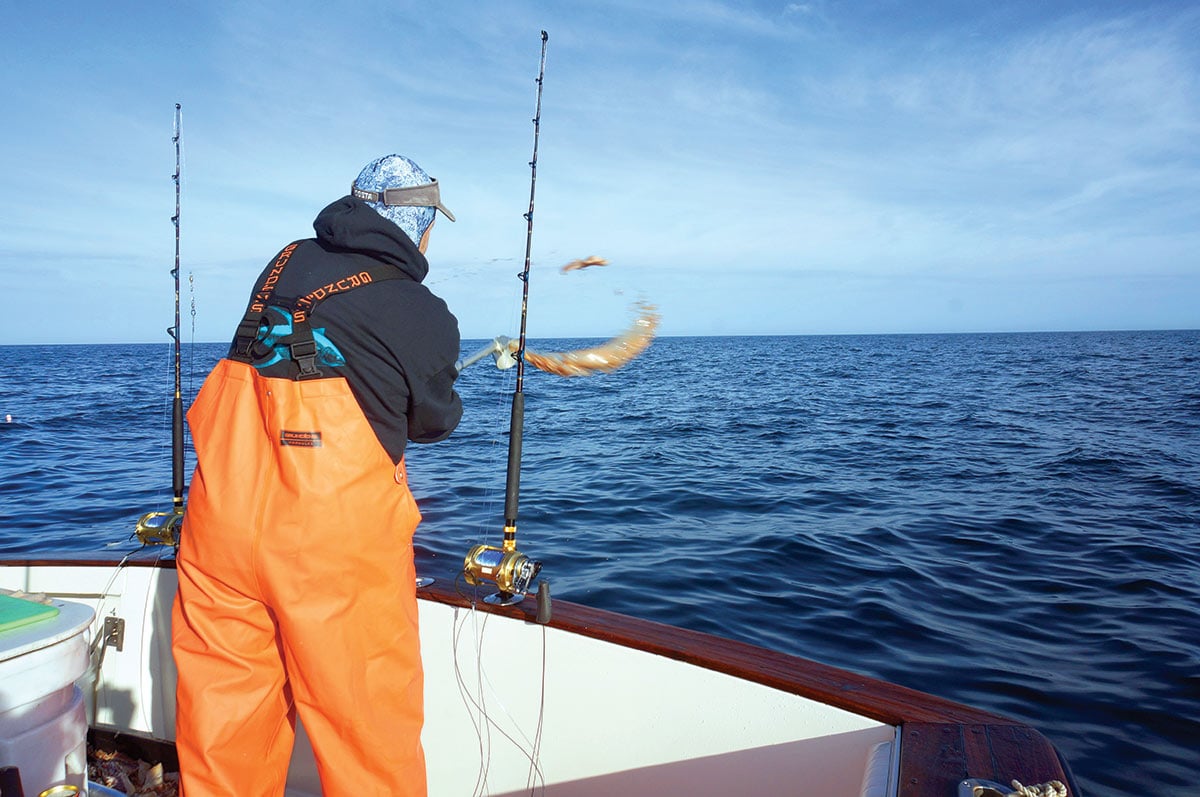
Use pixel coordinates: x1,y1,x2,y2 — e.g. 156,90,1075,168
0,556,1074,796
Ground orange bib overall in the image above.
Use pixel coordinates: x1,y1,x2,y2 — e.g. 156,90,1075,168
172,359,426,796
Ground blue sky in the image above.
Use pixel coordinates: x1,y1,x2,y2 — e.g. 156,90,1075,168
1,1,1197,344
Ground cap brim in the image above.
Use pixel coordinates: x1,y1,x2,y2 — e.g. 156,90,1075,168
355,180,456,222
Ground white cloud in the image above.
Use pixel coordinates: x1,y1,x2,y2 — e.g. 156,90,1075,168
0,1,1196,342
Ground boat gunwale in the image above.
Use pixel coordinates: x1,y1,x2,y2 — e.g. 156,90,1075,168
1,553,1011,725
2,554,1077,794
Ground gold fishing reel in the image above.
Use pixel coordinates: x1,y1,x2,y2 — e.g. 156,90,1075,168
463,533,541,606
134,508,183,546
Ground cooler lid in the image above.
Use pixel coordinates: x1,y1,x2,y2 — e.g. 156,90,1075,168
0,597,94,661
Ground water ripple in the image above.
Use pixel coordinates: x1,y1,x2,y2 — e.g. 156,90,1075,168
2,332,1199,797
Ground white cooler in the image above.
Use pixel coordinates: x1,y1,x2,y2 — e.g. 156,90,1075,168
0,595,94,795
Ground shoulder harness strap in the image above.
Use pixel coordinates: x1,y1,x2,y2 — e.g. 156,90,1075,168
231,244,402,379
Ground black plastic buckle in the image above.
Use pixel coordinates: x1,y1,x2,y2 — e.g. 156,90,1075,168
290,340,320,379
233,317,263,357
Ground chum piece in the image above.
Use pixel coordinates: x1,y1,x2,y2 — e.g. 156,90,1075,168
560,255,608,273
518,301,660,377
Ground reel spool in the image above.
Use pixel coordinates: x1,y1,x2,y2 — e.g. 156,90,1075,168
134,508,183,546
463,543,542,606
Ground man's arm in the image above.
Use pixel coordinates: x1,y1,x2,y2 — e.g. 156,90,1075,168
406,296,463,444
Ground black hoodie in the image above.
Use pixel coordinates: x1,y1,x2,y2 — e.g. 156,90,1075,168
229,196,463,463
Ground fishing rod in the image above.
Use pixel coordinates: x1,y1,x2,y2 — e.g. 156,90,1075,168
135,102,186,547
463,31,549,605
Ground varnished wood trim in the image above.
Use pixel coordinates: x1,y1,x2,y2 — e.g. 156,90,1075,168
898,723,1070,796
2,554,178,569
415,577,1016,727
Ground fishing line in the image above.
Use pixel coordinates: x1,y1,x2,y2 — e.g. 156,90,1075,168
133,343,179,538
132,549,174,733
84,549,139,720
469,609,493,797
460,228,527,537
181,101,196,436
452,572,547,793
450,601,492,796
450,597,547,796
184,270,198,479
151,346,174,494
526,629,547,795
85,552,136,661
467,359,518,540
133,102,186,545
471,626,546,787
188,271,196,397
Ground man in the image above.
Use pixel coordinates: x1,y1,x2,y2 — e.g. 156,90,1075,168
172,154,462,796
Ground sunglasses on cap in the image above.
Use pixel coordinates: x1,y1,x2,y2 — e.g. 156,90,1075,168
350,179,456,222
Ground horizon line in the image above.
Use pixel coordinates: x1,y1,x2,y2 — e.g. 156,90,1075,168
2,327,1197,348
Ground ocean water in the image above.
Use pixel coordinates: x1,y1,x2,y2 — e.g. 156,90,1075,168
1,331,1198,797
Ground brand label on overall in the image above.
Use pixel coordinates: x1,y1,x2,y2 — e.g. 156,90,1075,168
280,430,322,448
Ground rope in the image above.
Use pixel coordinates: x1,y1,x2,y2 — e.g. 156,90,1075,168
1007,780,1068,797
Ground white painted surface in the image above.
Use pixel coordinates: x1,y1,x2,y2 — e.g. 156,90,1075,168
0,563,898,796
422,600,894,796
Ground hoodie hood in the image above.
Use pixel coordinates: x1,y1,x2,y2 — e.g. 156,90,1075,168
312,196,429,283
